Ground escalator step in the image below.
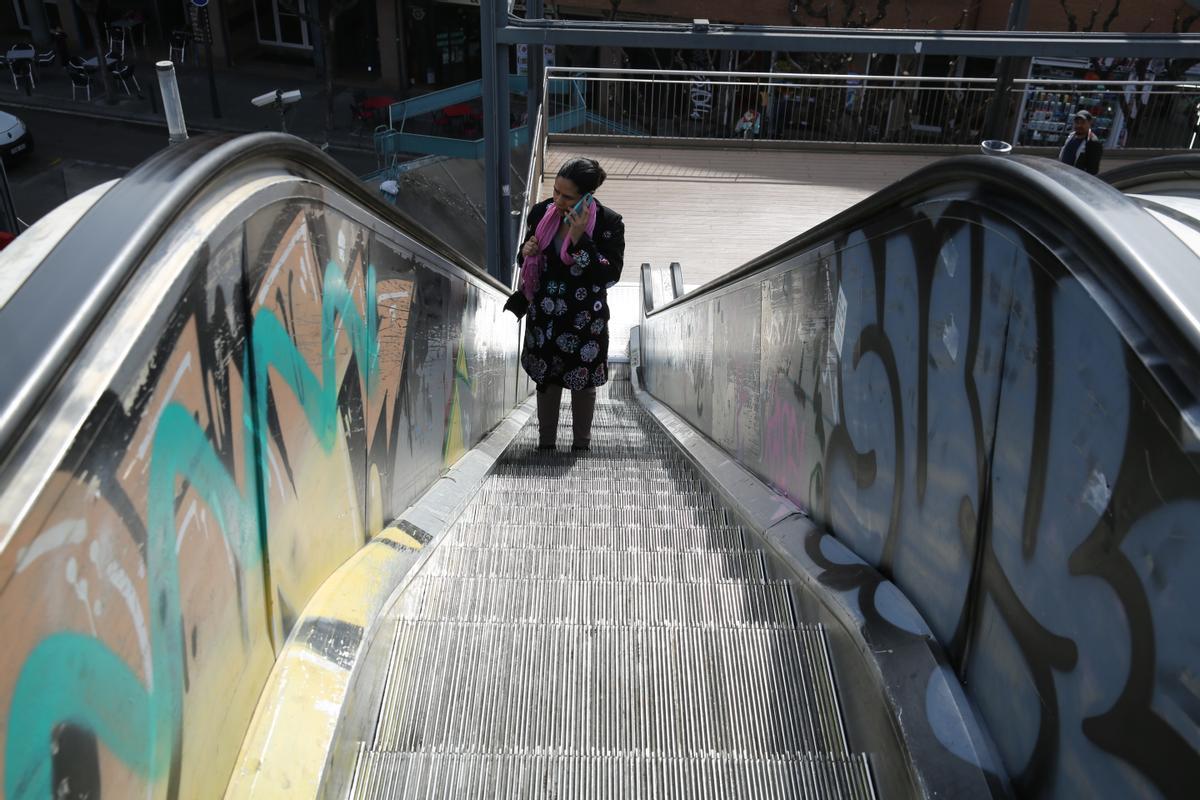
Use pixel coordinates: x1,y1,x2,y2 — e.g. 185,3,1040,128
488,463,697,480
391,576,797,628
448,523,748,551
483,477,708,494
457,505,730,527
422,547,767,582
475,488,717,510
371,622,848,760
346,387,872,798
349,749,875,800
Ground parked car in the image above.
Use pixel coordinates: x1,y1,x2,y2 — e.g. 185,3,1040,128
0,111,33,163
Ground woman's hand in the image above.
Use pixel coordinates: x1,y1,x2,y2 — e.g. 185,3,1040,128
521,236,540,258
566,198,591,244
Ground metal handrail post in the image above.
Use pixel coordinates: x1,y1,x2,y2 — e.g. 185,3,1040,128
481,0,513,283
526,0,544,153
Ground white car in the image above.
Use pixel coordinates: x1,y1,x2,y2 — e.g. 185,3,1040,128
0,110,33,162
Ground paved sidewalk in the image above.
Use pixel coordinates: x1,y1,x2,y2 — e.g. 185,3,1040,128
0,52,387,159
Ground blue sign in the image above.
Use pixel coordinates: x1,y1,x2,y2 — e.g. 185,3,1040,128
191,0,209,7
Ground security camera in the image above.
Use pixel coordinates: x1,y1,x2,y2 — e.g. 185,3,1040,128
251,89,302,108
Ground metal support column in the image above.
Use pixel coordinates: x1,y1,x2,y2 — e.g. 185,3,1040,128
526,0,544,152
983,0,1031,141
481,0,514,284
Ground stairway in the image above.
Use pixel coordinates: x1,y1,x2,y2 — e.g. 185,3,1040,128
347,378,877,798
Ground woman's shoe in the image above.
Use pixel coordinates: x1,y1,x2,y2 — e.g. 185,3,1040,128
538,443,557,451
571,441,590,452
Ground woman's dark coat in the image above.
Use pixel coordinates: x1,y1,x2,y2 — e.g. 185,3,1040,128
516,197,625,389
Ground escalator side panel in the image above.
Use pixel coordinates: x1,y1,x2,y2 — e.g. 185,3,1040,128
0,226,273,800
642,195,1200,797
0,188,518,799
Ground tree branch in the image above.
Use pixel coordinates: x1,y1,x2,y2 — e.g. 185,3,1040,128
1058,0,1080,32
793,0,833,27
1174,6,1200,33
1101,0,1121,31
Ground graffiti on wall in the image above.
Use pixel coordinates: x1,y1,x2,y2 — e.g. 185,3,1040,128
642,199,1200,798
0,198,516,798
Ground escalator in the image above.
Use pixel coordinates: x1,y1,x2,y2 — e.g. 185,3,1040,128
347,381,875,798
0,136,1198,800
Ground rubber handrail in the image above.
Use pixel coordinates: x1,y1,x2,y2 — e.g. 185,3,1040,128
1100,153,1200,192
0,133,504,462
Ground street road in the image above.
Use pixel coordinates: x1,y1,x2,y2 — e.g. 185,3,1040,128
3,108,376,227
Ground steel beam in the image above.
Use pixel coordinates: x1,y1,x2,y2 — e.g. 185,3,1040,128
481,0,514,283
526,0,544,168
497,18,1200,58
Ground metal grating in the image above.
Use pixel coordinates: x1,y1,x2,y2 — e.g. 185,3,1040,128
347,380,876,799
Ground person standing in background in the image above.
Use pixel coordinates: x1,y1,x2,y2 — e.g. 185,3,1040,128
1060,110,1104,175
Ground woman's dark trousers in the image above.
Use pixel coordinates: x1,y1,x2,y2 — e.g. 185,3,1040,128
536,384,596,450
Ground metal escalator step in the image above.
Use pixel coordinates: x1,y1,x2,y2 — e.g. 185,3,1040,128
490,462,692,478
391,576,797,628
448,523,748,551
371,621,846,759
475,488,716,509
483,477,708,494
487,467,697,483
344,388,873,799
422,547,767,582
349,749,875,800
457,505,729,528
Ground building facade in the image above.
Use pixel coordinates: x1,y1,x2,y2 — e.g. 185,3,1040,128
1,0,1195,93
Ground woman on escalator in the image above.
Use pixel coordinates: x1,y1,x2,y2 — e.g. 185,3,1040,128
505,157,626,452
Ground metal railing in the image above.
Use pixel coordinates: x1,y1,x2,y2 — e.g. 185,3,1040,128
546,67,997,146
514,100,547,285
546,67,1200,150
1011,78,1200,150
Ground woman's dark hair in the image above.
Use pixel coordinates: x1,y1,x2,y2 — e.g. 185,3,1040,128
557,158,607,194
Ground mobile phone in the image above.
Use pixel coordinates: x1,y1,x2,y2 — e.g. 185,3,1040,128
567,193,592,219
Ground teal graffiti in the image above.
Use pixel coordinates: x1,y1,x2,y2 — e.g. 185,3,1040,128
252,263,380,455
5,260,380,798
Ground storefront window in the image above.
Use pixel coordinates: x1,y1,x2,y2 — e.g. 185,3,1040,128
1015,59,1121,147
11,0,62,32
255,0,312,49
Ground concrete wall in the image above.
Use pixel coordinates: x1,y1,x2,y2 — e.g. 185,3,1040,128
641,196,1200,797
0,196,517,798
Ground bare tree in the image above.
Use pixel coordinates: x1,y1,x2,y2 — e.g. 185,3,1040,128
1057,0,1124,32
1058,2,1200,145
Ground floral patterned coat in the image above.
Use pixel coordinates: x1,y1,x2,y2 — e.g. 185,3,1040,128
520,198,626,389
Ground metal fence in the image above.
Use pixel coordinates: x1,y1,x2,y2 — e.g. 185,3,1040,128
545,67,1200,150
545,68,996,146
1012,78,1200,150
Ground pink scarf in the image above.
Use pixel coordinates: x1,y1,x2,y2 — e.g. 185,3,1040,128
521,200,598,301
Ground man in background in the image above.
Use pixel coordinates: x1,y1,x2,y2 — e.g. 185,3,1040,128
1060,109,1104,175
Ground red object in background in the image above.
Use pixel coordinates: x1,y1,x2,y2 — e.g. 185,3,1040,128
0,232,15,251
442,103,477,119
361,96,396,112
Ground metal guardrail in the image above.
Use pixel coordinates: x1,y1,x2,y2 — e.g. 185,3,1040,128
1012,78,1200,150
513,95,547,287
546,67,1200,150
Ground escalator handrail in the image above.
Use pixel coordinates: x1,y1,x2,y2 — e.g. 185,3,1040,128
0,132,505,466
1101,153,1200,192
644,153,1200,417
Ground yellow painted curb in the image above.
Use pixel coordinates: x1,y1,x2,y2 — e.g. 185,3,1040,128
223,527,424,799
